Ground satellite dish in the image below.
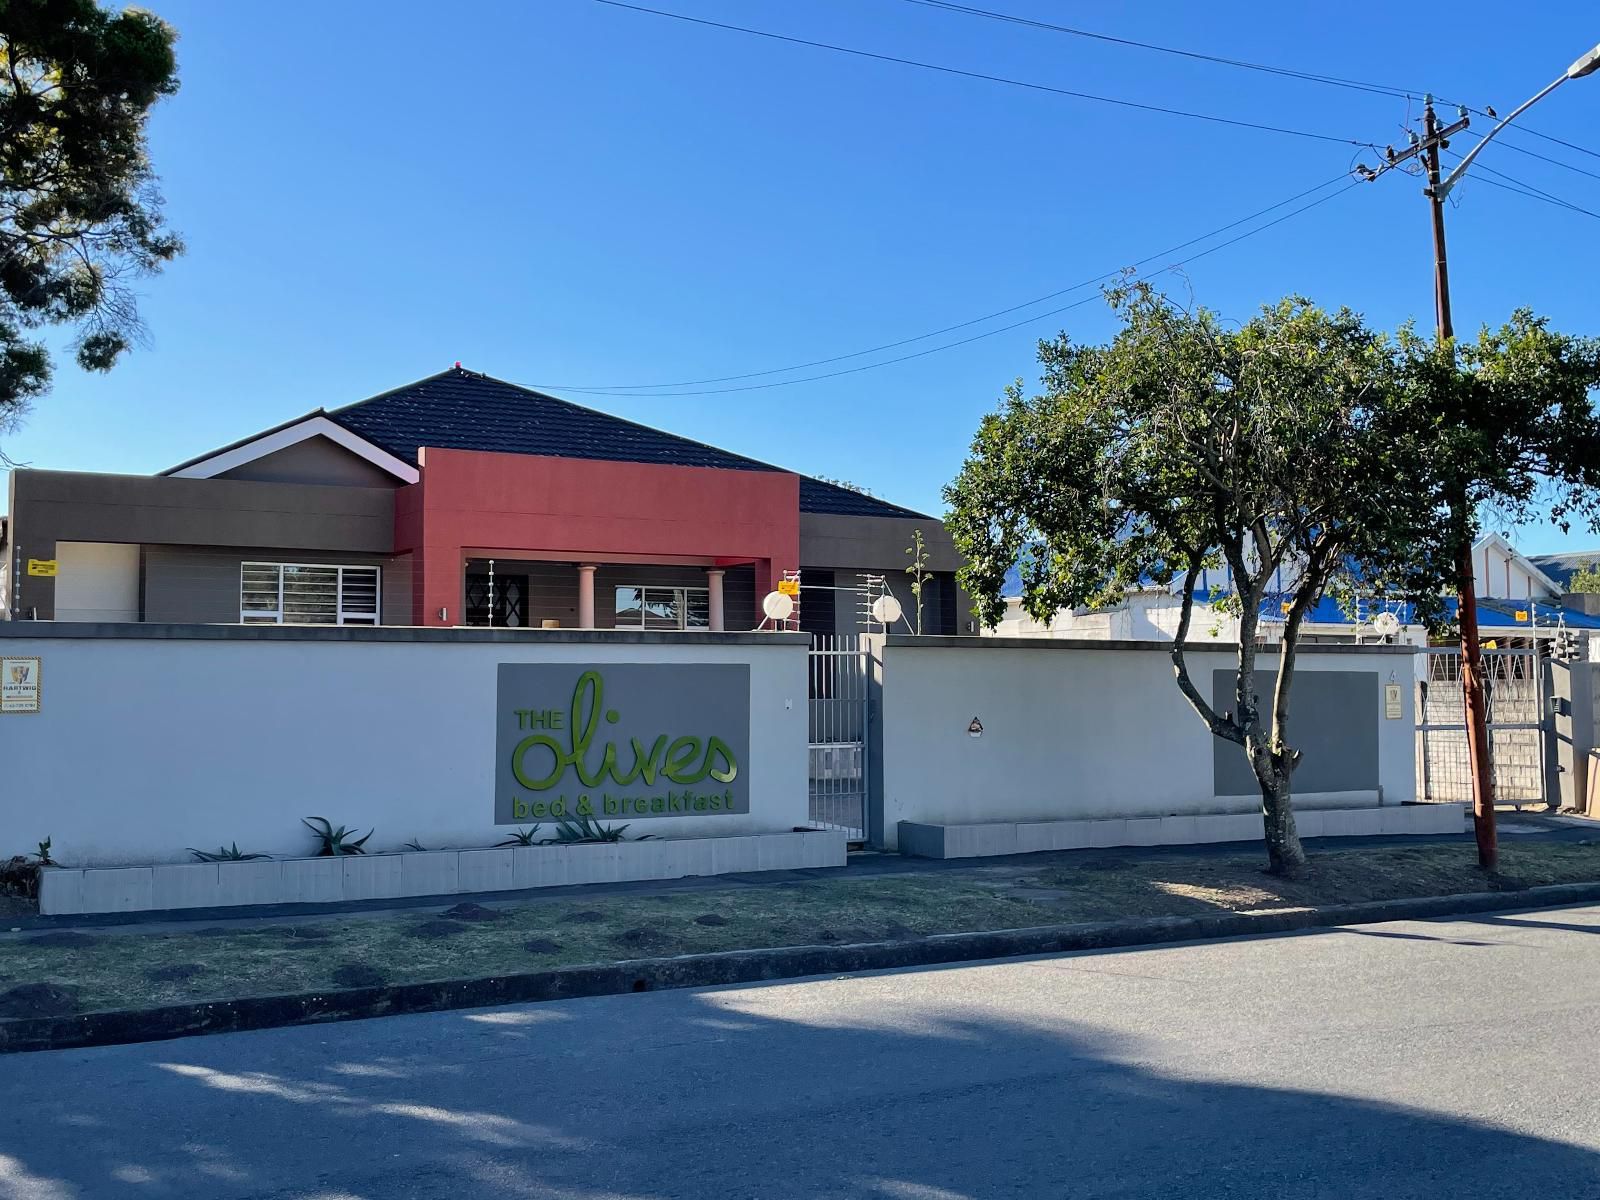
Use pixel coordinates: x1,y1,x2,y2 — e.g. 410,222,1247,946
871,594,903,626
761,591,794,621
1372,611,1402,637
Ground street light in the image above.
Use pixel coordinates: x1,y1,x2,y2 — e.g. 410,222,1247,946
1356,43,1600,872
1434,41,1600,202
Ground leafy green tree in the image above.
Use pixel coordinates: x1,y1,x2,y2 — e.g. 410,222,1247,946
945,286,1439,874
1568,564,1600,594
0,0,181,459
1382,313,1600,869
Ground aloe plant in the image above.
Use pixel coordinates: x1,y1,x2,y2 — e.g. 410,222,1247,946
541,815,653,845
302,817,373,856
189,843,269,863
496,826,543,847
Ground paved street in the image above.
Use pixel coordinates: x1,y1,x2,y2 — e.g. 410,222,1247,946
6,905,1600,1199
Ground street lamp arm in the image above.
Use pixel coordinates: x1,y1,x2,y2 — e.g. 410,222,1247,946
1435,75,1566,201
1436,41,1600,202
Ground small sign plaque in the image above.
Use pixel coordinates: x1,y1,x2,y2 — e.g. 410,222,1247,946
1,656,40,714
25,559,56,577
1384,683,1403,720
777,579,800,597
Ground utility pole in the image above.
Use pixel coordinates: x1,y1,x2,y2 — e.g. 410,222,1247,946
1358,96,1499,871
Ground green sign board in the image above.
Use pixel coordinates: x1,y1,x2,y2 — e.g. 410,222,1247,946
495,663,751,824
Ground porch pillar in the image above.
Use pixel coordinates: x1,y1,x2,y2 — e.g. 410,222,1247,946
577,564,598,629
705,568,726,632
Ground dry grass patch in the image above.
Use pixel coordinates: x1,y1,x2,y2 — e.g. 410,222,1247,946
2,839,1598,1020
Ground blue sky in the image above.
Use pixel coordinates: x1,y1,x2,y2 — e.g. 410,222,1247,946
3,1,1599,552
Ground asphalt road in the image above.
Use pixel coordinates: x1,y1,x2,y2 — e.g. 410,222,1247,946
6,905,1600,1199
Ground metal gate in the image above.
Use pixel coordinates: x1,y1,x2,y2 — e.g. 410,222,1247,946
1416,646,1548,807
808,634,869,842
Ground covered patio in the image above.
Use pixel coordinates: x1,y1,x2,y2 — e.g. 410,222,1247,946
461,555,757,630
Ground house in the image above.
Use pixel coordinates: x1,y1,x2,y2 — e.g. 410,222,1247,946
994,531,1600,645
0,366,969,634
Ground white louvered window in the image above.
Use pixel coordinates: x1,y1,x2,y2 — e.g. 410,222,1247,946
241,563,381,626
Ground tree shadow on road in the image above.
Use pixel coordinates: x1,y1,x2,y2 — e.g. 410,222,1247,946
4,948,1599,1199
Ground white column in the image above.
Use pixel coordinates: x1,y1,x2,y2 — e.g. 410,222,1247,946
577,564,597,629
705,568,726,632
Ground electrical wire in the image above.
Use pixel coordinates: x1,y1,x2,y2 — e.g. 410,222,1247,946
893,1,1600,171
1442,149,1600,220
1457,128,1600,186
897,0,1419,101
582,0,1374,147
539,173,1355,392
1454,171,1600,221
541,181,1361,398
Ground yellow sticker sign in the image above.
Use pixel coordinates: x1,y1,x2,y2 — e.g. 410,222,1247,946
1515,609,1529,622
26,559,56,577
777,579,800,596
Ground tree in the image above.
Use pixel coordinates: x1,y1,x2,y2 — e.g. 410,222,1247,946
945,286,1440,874
1384,312,1600,870
0,0,181,460
1568,564,1600,594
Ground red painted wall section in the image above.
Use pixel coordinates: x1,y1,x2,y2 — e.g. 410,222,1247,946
394,448,801,625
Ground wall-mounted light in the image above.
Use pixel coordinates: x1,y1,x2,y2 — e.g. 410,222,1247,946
437,606,449,623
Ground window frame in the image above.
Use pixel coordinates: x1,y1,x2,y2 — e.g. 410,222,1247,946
240,561,382,626
612,583,711,631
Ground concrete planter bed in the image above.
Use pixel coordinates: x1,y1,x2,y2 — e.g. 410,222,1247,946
37,830,849,916
897,803,1469,860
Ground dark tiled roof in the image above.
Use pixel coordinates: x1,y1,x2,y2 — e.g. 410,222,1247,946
1529,551,1600,591
328,368,930,520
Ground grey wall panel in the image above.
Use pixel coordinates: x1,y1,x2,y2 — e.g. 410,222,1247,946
799,512,962,573
8,470,397,618
800,513,974,634
1211,669,1381,797
214,438,402,487
142,547,411,625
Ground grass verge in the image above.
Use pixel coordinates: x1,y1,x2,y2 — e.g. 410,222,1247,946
2,840,1598,1021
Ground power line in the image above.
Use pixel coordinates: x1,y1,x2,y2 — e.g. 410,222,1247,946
1448,161,1600,221
1477,115,1600,164
897,0,1418,101
583,0,1374,147
542,181,1360,398
895,0,1600,169
1458,127,1600,186
541,173,1354,392
1469,174,1600,220
1454,155,1596,215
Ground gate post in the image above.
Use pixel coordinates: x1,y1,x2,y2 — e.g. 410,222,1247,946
863,632,887,849
1550,658,1599,812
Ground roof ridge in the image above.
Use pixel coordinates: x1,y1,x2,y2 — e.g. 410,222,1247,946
332,364,936,520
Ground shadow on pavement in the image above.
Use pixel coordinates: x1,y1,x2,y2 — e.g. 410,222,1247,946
4,941,1599,1200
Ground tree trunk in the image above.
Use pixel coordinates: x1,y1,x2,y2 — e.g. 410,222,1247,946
1253,760,1306,875
1456,525,1498,873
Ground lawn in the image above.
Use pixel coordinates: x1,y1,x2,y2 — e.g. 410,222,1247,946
2,840,1598,1021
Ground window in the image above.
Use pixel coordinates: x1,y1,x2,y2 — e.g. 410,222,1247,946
614,585,710,630
241,563,381,626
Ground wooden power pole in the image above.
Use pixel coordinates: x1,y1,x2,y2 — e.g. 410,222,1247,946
1359,96,1499,872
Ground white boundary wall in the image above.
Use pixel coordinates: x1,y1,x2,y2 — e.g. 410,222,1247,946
0,625,809,867
875,636,1418,851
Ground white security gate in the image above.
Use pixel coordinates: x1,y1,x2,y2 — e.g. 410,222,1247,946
1416,647,1547,807
808,634,869,842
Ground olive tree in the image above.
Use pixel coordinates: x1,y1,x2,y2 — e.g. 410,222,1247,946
945,286,1435,874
